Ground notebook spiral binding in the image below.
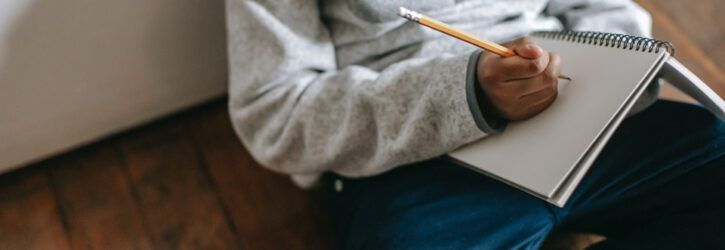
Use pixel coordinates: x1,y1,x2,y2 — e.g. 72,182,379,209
531,31,675,56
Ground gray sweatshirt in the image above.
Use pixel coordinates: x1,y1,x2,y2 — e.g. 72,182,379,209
226,0,657,186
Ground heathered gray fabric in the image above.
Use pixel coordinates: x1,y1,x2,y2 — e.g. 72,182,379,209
226,0,656,187
466,50,509,133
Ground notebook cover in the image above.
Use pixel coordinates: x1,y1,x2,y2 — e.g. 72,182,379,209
448,34,669,206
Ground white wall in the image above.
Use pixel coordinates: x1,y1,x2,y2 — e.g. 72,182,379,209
0,0,228,172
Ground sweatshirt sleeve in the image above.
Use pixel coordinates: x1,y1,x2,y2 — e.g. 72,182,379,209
545,0,660,115
226,0,488,178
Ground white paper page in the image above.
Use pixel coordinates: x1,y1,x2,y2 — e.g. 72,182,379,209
449,37,666,197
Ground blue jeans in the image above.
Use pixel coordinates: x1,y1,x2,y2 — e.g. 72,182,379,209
327,100,725,249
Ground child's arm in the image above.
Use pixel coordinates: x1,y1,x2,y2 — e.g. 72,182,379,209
227,0,495,181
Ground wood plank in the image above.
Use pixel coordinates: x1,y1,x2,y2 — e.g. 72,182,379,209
654,0,725,70
48,142,154,250
117,116,241,250
660,83,696,103
0,166,70,250
186,101,336,250
635,0,725,98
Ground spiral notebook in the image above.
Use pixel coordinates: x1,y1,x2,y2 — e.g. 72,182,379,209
449,31,725,207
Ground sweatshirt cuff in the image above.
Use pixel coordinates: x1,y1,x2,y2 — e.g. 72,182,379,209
465,50,507,134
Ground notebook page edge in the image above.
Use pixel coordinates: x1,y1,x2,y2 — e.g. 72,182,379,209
444,155,550,199
448,36,668,200
548,51,670,207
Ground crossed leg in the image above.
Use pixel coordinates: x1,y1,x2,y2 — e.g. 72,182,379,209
328,100,725,249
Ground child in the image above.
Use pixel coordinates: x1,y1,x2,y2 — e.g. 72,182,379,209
226,0,725,248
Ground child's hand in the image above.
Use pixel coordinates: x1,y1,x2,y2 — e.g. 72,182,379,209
476,37,562,121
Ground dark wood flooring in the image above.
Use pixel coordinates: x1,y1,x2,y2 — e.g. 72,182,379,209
0,100,335,250
1,1,722,249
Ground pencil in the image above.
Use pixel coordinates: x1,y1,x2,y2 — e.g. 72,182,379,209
397,7,571,80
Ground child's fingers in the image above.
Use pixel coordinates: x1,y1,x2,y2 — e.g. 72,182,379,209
513,44,545,60
526,52,562,94
482,37,550,81
476,37,563,121
504,37,545,59
507,52,561,98
487,52,550,81
520,89,557,117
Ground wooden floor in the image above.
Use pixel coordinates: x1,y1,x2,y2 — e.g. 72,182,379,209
0,99,336,250
1,1,723,249
640,0,725,101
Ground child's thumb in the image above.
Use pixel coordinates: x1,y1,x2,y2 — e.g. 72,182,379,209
514,43,545,59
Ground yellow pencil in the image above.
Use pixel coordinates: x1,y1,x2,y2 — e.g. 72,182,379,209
397,7,571,80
